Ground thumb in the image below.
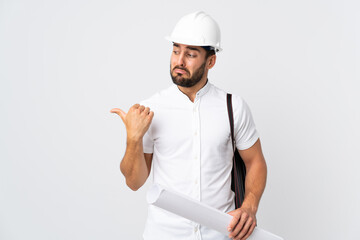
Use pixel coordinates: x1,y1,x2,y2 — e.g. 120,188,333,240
227,209,237,216
110,108,126,121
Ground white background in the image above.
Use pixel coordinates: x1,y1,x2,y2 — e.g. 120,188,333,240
1,0,359,239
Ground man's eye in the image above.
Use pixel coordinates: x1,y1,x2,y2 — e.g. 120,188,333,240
173,51,179,54
188,53,196,58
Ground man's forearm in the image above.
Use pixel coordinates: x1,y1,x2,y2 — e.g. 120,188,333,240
111,104,154,191
120,138,149,191
227,151,267,239
242,156,267,212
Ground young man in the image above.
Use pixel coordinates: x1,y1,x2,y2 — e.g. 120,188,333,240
110,11,267,240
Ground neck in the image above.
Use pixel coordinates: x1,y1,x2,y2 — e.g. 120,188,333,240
177,77,208,102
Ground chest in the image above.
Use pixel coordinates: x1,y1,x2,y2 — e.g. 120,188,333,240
150,102,231,153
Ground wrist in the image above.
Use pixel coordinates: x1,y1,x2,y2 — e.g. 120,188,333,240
126,136,143,145
241,193,259,213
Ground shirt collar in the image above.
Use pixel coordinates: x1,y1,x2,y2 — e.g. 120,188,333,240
195,79,211,98
173,79,212,103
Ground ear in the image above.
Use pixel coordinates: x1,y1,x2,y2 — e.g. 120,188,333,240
206,55,216,69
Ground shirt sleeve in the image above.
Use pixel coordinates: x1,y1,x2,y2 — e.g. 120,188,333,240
142,127,154,154
232,95,259,150
140,100,154,154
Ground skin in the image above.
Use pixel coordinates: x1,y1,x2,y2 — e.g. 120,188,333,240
227,139,267,240
170,42,216,101
110,104,154,191
110,43,267,240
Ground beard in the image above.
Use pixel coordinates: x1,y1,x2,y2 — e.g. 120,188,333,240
170,62,206,88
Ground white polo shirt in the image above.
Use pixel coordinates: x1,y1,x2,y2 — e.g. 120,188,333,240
140,81,259,240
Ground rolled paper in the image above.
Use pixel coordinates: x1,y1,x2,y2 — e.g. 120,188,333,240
147,184,283,240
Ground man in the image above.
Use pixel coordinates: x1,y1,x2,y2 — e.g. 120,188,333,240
110,11,267,240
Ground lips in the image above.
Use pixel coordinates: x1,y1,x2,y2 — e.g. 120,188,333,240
173,67,189,75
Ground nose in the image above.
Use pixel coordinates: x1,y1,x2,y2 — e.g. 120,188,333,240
176,52,186,67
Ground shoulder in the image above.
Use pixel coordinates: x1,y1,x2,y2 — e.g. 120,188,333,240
209,83,247,108
139,84,177,107
208,83,227,98
219,87,252,117
231,94,247,110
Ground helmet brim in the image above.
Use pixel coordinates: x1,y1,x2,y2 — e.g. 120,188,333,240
165,36,222,52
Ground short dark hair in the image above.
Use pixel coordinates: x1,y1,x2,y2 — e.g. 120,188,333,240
201,46,216,59
205,49,216,59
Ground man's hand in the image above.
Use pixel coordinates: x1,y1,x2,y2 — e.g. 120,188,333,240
110,104,154,141
227,206,257,240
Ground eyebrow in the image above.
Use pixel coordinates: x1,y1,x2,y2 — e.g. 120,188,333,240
173,43,201,53
186,46,200,52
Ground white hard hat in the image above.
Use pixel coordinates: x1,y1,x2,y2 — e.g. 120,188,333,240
166,11,222,52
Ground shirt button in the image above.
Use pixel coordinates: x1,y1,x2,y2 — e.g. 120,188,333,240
194,131,198,136
194,225,199,232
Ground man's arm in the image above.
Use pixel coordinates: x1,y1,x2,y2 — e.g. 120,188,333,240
228,138,267,240
110,104,154,191
120,144,153,191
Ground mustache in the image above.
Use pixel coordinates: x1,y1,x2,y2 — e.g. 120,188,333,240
172,66,190,74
